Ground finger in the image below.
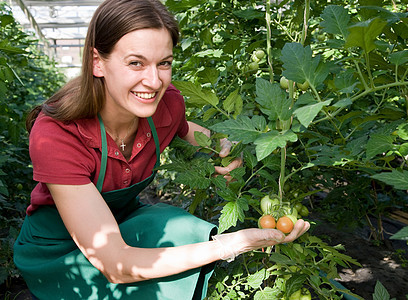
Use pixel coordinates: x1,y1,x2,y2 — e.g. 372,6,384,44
282,219,308,243
219,138,232,158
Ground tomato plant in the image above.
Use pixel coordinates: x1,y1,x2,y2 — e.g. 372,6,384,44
161,0,408,298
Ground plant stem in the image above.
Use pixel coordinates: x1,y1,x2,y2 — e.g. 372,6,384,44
265,0,274,82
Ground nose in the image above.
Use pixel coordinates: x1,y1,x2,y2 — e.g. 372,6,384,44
142,65,162,90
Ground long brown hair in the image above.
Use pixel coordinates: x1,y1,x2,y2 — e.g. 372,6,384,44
26,0,179,132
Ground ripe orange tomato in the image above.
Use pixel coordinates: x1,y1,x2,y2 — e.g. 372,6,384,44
277,216,294,233
258,215,276,229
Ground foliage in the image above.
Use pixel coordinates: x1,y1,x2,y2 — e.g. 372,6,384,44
163,0,408,298
0,2,66,288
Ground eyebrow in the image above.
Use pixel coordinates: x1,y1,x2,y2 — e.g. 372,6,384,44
125,54,174,61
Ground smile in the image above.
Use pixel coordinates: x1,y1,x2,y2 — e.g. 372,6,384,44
132,92,156,99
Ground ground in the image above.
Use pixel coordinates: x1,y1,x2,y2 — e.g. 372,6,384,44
312,214,408,300
2,190,407,300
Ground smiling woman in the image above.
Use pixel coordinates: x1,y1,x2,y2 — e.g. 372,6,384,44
13,0,310,299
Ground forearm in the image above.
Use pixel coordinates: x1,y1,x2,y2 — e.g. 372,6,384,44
107,240,221,283
182,121,210,146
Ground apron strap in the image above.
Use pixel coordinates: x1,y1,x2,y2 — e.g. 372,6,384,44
96,114,108,193
147,116,160,169
96,115,160,193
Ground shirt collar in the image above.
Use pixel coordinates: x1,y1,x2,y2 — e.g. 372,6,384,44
75,92,173,149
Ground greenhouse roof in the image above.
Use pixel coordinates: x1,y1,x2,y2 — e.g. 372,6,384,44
9,0,102,41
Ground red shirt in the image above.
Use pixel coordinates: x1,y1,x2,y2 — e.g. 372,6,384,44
27,84,189,215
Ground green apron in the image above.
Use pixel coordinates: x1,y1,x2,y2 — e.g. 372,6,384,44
14,116,217,300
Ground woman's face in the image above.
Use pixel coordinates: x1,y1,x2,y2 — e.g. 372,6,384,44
94,28,173,120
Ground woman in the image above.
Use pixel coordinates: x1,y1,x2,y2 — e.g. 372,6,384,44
14,0,310,299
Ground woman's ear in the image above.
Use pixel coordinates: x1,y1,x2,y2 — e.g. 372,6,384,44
92,48,104,77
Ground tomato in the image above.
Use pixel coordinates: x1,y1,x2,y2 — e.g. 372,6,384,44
294,202,303,212
299,205,309,217
296,81,309,91
300,288,311,300
289,289,301,300
280,76,289,89
258,214,276,229
260,195,279,214
248,61,259,72
254,49,265,60
16,183,23,190
290,207,298,218
276,216,294,233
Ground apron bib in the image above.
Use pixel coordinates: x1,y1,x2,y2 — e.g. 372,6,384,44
14,116,217,300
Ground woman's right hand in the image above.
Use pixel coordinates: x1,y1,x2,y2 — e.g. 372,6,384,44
212,219,310,261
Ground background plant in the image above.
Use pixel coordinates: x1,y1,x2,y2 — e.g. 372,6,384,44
0,2,66,289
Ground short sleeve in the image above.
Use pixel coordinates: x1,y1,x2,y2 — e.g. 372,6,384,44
29,115,96,185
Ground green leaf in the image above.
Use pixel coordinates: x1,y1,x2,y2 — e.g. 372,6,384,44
365,134,395,159
390,226,408,240
223,88,243,116
232,8,263,20
294,100,332,128
218,198,249,233
268,252,293,265
230,167,246,181
246,269,267,289
176,171,212,189
320,5,350,38
372,170,408,190
389,50,408,66
194,131,211,148
286,274,308,298
172,81,219,107
210,115,266,144
197,68,219,85
254,130,298,161
255,78,292,121
254,287,280,300
223,39,241,55
345,18,388,53
243,148,258,169
281,43,330,87
180,37,195,51
373,281,390,300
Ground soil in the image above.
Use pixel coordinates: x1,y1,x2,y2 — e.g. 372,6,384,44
311,214,408,300
2,189,407,300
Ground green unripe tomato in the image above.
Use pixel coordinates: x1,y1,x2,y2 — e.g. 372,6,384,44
16,183,23,190
296,81,309,91
260,195,279,214
286,214,297,226
289,289,301,300
254,49,265,60
299,205,309,217
280,76,289,89
294,202,303,212
248,61,259,72
300,288,312,300
291,207,298,219
317,34,325,41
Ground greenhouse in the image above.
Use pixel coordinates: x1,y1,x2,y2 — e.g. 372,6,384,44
1,0,408,299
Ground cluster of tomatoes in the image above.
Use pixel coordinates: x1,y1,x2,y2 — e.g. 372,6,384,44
258,195,309,234
279,76,310,91
242,49,265,74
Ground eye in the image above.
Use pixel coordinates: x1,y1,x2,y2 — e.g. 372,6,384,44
159,61,172,68
129,61,142,67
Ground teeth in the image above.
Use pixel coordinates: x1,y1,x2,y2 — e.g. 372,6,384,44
133,92,155,99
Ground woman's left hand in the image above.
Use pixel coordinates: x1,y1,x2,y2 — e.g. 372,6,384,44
214,138,243,181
